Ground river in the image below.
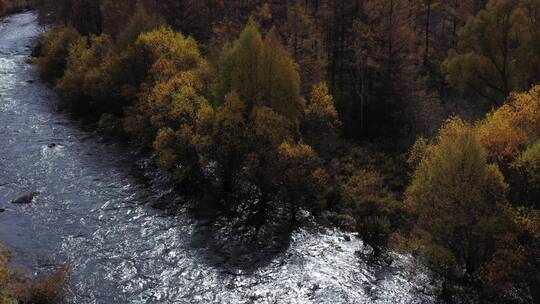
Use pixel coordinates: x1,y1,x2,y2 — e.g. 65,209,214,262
0,12,437,304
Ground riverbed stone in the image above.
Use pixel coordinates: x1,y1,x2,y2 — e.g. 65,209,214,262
11,192,40,204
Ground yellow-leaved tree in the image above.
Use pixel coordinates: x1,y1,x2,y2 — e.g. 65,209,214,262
55,34,118,114
212,20,304,122
477,85,540,162
209,20,336,224
122,27,212,189
36,27,82,83
302,83,341,155
405,117,510,276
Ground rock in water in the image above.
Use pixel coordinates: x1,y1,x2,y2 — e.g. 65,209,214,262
0,208,5,213
11,192,40,204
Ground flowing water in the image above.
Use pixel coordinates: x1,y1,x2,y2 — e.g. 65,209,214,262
0,12,437,304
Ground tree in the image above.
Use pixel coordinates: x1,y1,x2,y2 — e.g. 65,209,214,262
120,27,212,189
153,0,214,42
208,21,341,224
259,28,304,121
115,2,163,48
479,206,540,303
515,141,540,191
240,106,298,223
212,91,249,194
70,0,102,36
345,0,417,138
212,19,263,108
471,84,540,301
35,0,102,35
0,242,72,303
302,83,341,155
405,117,509,276
123,27,210,144
410,0,487,68
281,2,328,94
443,0,540,106
100,0,137,38
213,20,304,122
476,85,540,162
35,0,74,26
151,84,214,189
276,142,329,222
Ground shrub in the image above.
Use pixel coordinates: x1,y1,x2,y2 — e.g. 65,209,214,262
98,113,126,138
11,263,72,304
479,206,539,302
341,170,397,257
55,34,117,113
512,140,540,208
37,27,82,84
0,242,71,304
0,243,12,303
515,140,540,190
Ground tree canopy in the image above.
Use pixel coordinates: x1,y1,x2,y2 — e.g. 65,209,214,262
213,20,303,121
406,118,509,275
444,0,540,106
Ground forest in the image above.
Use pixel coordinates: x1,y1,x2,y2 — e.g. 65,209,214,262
0,0,539,303
0,0,27,16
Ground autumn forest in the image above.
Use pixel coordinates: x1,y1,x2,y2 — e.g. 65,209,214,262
0,0,539,303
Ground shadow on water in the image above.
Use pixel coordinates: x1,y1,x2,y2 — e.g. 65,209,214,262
188,201,295,274
46,112,295,275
